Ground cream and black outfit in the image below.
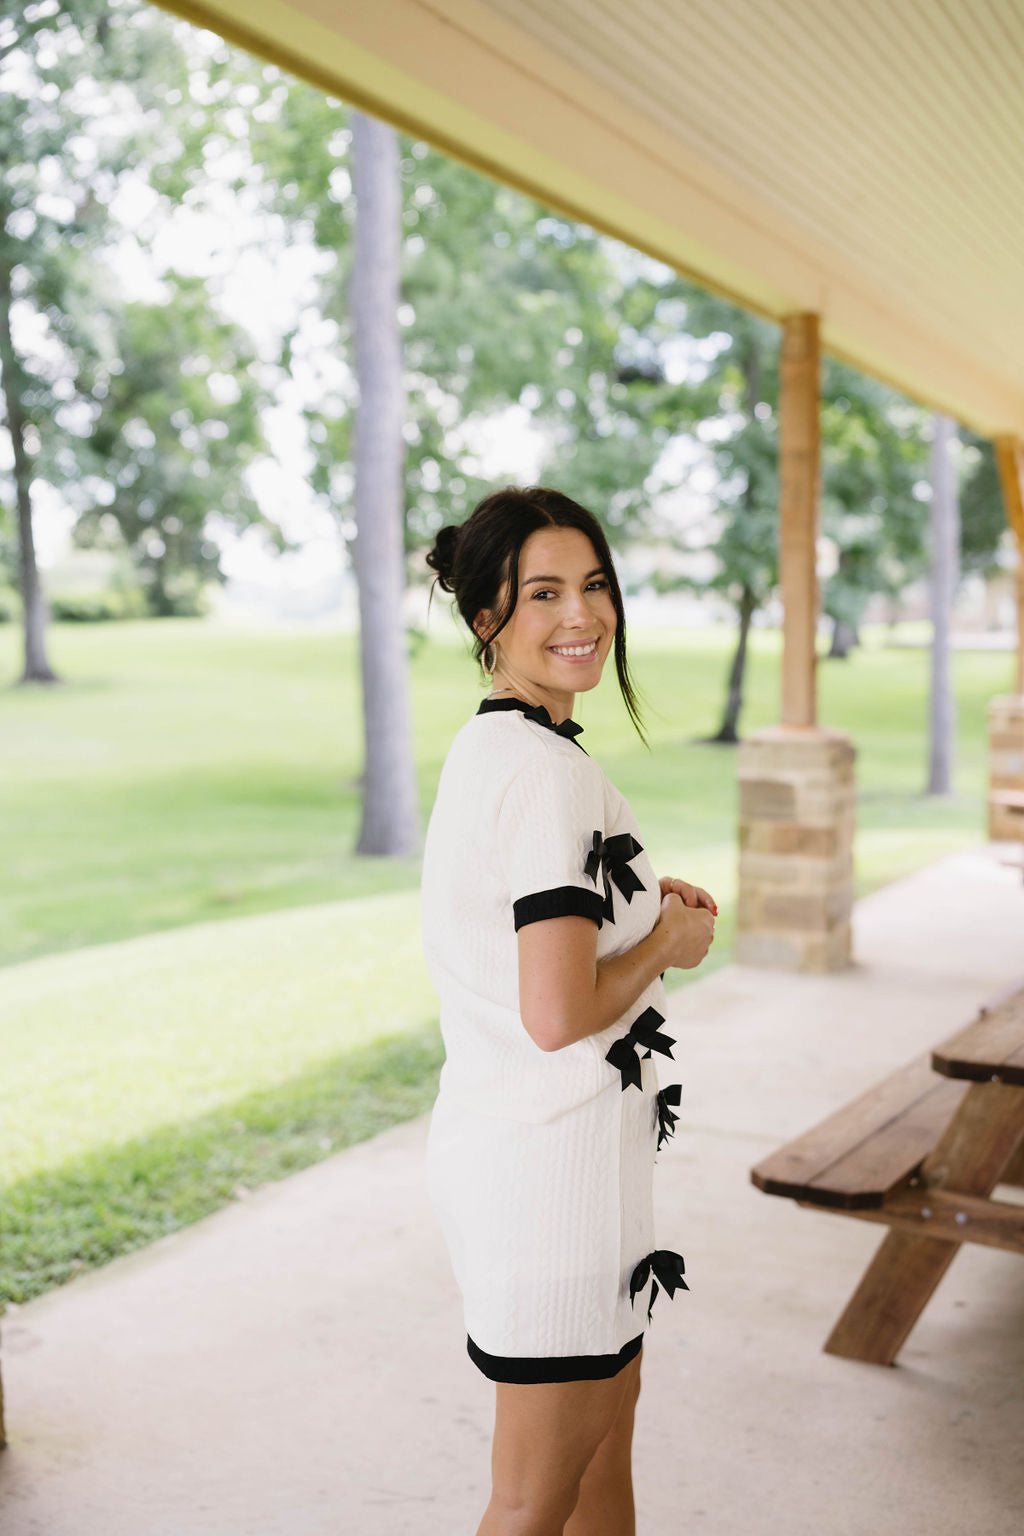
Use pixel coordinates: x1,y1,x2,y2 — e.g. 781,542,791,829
421,694,686,1384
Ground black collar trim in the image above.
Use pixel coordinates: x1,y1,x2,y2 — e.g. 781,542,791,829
476,695,588,753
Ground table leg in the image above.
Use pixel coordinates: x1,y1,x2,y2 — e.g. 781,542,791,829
823,1081,1024,1365
824,1230,958,1363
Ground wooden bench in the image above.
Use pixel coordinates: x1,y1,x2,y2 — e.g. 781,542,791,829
751,982,1024,1364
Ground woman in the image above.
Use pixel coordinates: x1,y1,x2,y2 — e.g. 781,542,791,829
421,486,716,1536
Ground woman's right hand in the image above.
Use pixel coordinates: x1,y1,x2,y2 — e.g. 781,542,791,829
656,890,715,970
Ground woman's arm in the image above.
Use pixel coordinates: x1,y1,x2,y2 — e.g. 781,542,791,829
517,892,715,1052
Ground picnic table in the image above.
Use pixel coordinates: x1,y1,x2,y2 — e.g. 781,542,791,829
751,979,1024,1365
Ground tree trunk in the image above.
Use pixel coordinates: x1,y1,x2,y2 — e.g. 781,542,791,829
350,111,420,856
0,257,57,683
708,338,762,742
927,412,959,794
828,617,859,659
710,584,756,743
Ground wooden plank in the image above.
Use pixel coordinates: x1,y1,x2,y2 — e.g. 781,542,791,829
805,1077,967,1208
778,312,820,729
823,1082,1024,1364
933,988,1024,1086
751,1053,952,1206
809,1186,1024,1257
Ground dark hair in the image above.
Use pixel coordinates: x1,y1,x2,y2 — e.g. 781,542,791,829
425,485,648,745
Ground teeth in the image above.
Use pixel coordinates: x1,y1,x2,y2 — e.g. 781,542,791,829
551,641,597,656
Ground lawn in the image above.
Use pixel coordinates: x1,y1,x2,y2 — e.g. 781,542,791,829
0,615,1011,1303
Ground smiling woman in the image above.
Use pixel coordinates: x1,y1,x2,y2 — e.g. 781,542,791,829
421,486,716,1535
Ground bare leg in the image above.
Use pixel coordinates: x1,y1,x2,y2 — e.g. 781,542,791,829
475,1349,642,1536
564,1348,641,1536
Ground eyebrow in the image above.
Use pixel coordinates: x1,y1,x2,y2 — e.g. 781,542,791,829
522,567,606,587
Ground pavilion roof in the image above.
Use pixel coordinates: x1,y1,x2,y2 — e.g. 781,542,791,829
164,0,1024,438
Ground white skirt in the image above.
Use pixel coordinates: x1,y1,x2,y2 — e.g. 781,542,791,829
425,1050,668,1382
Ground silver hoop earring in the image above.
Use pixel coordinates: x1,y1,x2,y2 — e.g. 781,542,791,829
482,641,497,675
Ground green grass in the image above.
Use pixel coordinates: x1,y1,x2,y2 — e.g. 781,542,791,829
1,1024,445,1305
0,615,1013,1304
0,617,1006,967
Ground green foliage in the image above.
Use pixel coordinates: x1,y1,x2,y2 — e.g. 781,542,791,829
73,272,276,613
959,430,1010,578
0,584,21,622
0,2,282,618
246,82,709,561
48,586,147,622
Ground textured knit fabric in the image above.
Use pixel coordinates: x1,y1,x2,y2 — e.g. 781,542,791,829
421,695,686,1382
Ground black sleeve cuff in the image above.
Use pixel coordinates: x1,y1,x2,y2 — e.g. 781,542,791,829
513,886,605,932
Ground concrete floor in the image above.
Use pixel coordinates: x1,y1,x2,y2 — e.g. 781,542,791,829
2,845,1023,1536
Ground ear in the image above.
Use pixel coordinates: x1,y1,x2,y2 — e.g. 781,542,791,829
473,608,493,643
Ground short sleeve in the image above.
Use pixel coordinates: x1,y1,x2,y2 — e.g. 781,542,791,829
496,749,606,931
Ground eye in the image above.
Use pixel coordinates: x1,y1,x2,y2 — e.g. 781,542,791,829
587,579,610,591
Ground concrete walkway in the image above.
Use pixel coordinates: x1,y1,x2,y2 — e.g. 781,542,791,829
2,846,1023,1536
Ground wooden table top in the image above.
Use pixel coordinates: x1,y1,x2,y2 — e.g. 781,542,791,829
932,981,1024,1087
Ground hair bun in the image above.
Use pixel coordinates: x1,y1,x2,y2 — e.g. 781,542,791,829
425,523,462,592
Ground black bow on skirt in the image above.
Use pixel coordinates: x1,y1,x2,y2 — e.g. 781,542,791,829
629,1248,688,1323
605,1005,676,1092
655,1083,681,1151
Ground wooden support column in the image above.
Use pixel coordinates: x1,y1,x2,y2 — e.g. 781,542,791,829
778,312,821,727
987,437,1024,843
994,435,1024,696
735,312,856,972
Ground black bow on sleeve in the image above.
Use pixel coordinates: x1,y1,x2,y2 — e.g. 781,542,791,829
583,830,645,923
655,1083,681,1151
604,1005,676,1092
629,1248,688,1323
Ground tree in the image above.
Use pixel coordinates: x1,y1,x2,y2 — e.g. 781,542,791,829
926,413,959,795
0,0,246,671
350,111,419,856
72,273,274,614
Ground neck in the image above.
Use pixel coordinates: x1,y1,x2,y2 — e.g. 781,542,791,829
489,673,575,724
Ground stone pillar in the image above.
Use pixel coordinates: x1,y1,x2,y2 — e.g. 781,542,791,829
987,695,1024,841
736,726,856,972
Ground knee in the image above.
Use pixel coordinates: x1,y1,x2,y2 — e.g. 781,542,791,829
484,1481,581,1534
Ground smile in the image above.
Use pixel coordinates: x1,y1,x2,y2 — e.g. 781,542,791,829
548,640,599,658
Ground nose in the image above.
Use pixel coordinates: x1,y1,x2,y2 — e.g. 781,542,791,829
564,587,597,625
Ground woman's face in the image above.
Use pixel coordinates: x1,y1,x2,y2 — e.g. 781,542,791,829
476,526,618,709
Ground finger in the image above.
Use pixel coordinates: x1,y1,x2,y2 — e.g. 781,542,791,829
696,887,718,915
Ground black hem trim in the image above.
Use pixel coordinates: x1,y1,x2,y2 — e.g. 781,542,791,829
467,1330,643,1383
513,886,604,931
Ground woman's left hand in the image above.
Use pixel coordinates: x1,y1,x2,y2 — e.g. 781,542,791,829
659,876,718,916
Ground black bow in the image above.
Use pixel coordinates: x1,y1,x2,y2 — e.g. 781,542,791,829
583,830,645,922
604,1005,676,1092
629,1248,688,1323
521,701,586,746
655,1083,681,1151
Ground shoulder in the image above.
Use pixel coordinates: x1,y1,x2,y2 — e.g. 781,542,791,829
438,710,607,826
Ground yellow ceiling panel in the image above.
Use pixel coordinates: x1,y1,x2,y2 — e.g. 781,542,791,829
158,0,1024,437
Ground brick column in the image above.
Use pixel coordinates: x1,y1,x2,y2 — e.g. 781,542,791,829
737,726,857,972
987,695,1024,841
